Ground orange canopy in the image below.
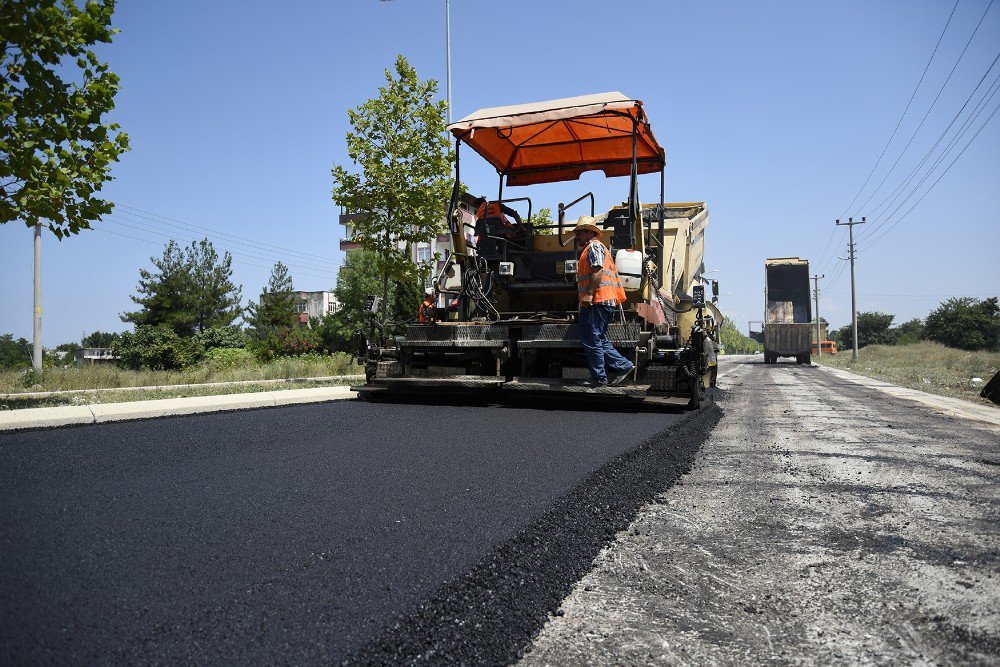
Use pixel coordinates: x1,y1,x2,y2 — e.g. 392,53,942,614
448,92,665,186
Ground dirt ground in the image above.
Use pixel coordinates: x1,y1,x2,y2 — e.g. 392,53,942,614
520,356,1000,665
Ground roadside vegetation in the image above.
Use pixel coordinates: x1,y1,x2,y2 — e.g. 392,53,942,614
819,297,998,405
814,341,998,405
720,320,763,354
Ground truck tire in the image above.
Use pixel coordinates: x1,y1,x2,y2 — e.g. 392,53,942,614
804,354,812,365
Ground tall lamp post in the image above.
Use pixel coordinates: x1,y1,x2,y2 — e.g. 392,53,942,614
380,0,452,123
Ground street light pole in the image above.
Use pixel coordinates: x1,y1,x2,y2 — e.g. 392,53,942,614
811,273,824,357
445,0,452,124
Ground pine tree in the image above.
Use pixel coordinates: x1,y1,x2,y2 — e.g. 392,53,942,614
121,240,197,336
245,262,296,334
188,239,242,332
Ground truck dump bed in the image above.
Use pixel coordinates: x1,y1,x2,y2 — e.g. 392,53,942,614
764,257,813,363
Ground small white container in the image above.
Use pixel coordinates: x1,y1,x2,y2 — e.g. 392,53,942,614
615,249,643,291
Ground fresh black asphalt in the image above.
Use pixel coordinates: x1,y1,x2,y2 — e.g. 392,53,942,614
0,398,718,663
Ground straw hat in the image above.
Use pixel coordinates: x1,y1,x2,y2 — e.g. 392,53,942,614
573,216,603,238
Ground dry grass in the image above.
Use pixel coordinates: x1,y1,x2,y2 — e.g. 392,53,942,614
0,353,359,395
814,341,999,405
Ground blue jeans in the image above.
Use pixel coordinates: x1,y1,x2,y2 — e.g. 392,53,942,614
579,304,633,384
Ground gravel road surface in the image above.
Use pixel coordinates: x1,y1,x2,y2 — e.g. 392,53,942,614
521,356,1000,665
0,397,715,664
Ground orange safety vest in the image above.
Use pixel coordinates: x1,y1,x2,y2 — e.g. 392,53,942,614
578,240,626,306
418,297,435,323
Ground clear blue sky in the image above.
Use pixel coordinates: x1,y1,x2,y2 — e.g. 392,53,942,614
2,0,998,345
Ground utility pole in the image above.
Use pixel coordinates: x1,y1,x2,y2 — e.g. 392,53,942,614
32,222,42,371
835,216,866,361
811,273,824,357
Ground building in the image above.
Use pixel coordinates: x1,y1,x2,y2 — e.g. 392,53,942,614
338,193,481,281
75,347,118,366
294,291,340,324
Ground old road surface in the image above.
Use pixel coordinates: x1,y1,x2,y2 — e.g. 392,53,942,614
3,356,998,665
522,355,999,665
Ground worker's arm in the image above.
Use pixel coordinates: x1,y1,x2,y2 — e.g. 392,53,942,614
580,242,604,306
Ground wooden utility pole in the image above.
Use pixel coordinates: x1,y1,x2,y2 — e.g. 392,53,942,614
835,217,866,361
812,274,824,357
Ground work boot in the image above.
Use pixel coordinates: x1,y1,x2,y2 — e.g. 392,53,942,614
578,380,608,389
609,364,635,386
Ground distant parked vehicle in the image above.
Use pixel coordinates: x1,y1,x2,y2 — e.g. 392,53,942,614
812,341,837,355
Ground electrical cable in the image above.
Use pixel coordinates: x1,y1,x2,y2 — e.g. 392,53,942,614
115,203,338,263
858,49,1000,241
850,0,995,219
836,0,960,220
862,98,1000,250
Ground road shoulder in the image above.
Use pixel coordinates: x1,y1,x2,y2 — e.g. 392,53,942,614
815,363,1000,427
0,386,356,431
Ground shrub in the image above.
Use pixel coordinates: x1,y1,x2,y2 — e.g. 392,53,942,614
0,334,32,370
248,327,322,361
116,326,205,370
195,325,248,351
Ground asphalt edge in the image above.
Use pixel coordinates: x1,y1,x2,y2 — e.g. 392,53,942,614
0,386,357,433
343,401,723,666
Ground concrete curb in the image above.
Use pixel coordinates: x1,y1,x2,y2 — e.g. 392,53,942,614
815,364,1000,428
0,386,357,432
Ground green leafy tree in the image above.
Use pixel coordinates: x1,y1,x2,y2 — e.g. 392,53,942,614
833,312,895,349
331,54,452,322
81,330,120,347
720,320,762,354
925,297,999,351
245,261,296,335
188,238,242,332
1,0,130,238
530,207,555,234
194,325,247,351
889,318,925,345
0,333,32,369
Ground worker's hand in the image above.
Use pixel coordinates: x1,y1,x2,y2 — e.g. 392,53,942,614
580,294,593,306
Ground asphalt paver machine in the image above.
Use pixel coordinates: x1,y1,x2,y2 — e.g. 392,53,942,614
354,92,721,408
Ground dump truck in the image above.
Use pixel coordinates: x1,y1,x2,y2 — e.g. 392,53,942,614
763,257,813,364
353,92,720,409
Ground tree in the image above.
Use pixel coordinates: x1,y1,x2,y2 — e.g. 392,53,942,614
0,333,32,369
331,54,452,323
121,239,241,336
531,207,555,234
925,297,999,351
889,318,924,345
121,240,197,335
831,312,895,349
81,330,120,347
188,238,242,332
245,262,296,334
1,0,130,238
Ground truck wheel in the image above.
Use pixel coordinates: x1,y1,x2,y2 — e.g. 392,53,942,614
804,354,812,365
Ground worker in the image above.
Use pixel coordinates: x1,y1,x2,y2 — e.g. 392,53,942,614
574,216,634,388
418,288,435,323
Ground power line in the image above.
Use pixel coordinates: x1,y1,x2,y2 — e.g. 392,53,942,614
104,213,337,274
102,216,339,278
115,203,339,264
859,48,1000,241
862,97,1000,249
837,0,960,219
94,227,339,282
850,0,995,218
